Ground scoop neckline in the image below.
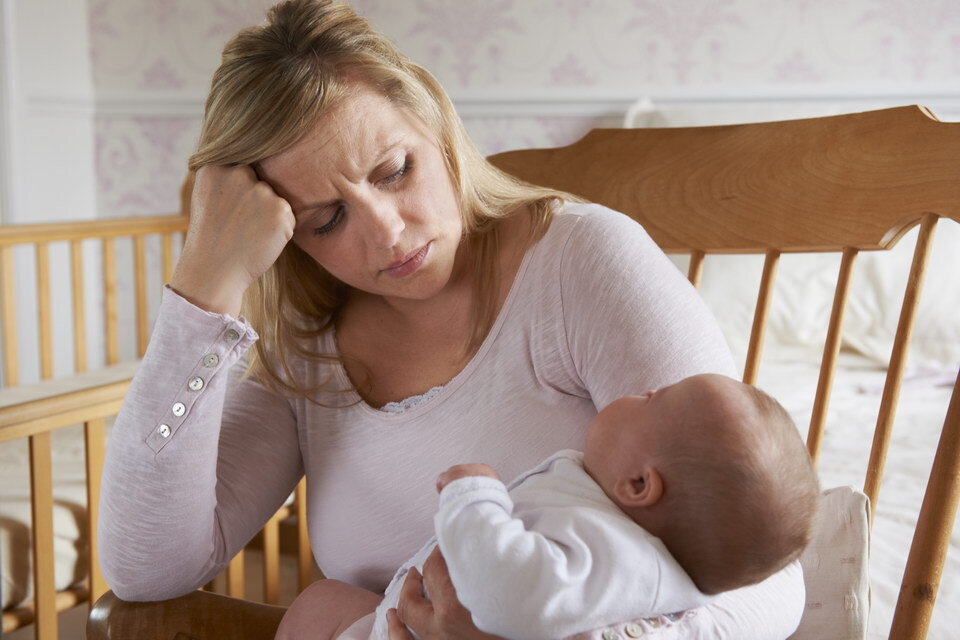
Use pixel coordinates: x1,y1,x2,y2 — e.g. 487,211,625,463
326,238,539,423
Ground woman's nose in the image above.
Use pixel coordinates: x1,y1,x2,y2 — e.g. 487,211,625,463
362,198,405,248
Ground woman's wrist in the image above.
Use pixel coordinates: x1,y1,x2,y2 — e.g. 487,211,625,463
169,262,248,317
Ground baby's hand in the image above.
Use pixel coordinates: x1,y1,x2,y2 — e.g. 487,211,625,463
436,463,501,493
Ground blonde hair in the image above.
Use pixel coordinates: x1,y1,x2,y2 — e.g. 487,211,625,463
654,384,819,595
188,0,573,399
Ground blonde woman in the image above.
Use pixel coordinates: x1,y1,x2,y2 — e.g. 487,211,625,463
99,1,805,638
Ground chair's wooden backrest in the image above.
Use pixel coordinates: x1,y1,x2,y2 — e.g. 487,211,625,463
489,105,960,640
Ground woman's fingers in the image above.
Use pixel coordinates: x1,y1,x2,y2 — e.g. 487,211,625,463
395,567,433,631
396,555,504,640
386,608,415,640
422,546,454,595
172,164,295,315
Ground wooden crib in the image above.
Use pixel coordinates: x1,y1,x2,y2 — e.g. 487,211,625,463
0,196,316,638
3,105,958,639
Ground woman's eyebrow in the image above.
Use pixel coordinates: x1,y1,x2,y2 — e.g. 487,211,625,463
292,137,408,216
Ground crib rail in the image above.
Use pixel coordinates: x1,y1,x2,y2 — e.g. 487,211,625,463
0,214,188,385
0,367,129,636
0,366,315,639
0,214,313,638
489,105,960,639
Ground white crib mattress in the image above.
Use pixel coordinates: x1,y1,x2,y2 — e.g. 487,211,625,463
2,357,958,639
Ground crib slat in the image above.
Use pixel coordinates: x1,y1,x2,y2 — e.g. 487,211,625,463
2,585,90,633
36,243,53,380
162,232,175,285
263,512,281,604
890,369,960,639
296,479,312,592
71,240,87,373
133,235,148,358
103,238,119,365
0,245,17,387
863,214,937,522
687,250,705,288
85,417,108,602
742,249,780,386
807,248,858,463
29,431,58,639
227,551,245,598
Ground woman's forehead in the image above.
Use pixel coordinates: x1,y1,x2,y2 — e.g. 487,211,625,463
259,92,424,182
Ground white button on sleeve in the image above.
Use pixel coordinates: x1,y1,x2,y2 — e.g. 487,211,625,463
225,329,240,341
203,354,219,368
172,402,186,417
158,424,171,438
188,376,204,391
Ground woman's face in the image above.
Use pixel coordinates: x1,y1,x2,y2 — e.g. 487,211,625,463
258,86,464,303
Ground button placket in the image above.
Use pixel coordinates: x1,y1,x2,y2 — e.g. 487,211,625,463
172,402,186,417
157,424,171,438
188,376,205,391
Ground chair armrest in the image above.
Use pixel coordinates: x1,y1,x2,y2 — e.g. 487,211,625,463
86,590,287,640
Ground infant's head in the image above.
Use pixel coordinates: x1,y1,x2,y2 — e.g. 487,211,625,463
583,373,819,595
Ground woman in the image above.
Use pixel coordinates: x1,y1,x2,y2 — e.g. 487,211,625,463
98,1,805,638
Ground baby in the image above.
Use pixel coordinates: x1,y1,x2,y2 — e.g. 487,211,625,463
278,373,819,640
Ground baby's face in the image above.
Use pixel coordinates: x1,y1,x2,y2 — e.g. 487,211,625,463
583,388,667,490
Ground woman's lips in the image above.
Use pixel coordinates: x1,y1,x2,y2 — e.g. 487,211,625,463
383,243,430,278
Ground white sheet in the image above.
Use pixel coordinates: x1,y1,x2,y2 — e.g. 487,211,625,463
757,354,959,640
2,359,958,640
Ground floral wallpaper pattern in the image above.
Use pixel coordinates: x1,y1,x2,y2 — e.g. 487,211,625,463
87,0,960,218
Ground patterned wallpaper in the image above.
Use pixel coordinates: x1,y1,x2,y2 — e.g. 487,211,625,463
89,0,960,218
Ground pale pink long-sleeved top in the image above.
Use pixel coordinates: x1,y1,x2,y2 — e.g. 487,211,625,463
99,203,801,636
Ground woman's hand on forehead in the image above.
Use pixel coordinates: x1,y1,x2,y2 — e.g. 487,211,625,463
169,165,295,316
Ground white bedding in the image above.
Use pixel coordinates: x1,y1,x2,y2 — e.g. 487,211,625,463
757,354,959,640
2,360,958,639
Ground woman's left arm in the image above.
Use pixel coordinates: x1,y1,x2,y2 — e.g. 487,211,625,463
559,206,804,638
559,206,738,407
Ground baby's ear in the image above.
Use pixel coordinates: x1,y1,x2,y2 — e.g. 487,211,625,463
614,467,663,508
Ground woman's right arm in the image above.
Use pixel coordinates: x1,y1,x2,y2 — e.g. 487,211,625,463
99,166,302,601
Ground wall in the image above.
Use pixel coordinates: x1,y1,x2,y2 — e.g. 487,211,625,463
2,0,102,384
0,0,12,224
89,0,960,220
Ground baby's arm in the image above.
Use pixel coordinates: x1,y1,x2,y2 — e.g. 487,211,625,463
434,473,565,639
434,465,707,640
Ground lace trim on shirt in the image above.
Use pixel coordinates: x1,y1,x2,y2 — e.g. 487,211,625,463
379,385,446,413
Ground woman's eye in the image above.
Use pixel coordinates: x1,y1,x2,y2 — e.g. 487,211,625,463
312,205,345,236
379,158,412,186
